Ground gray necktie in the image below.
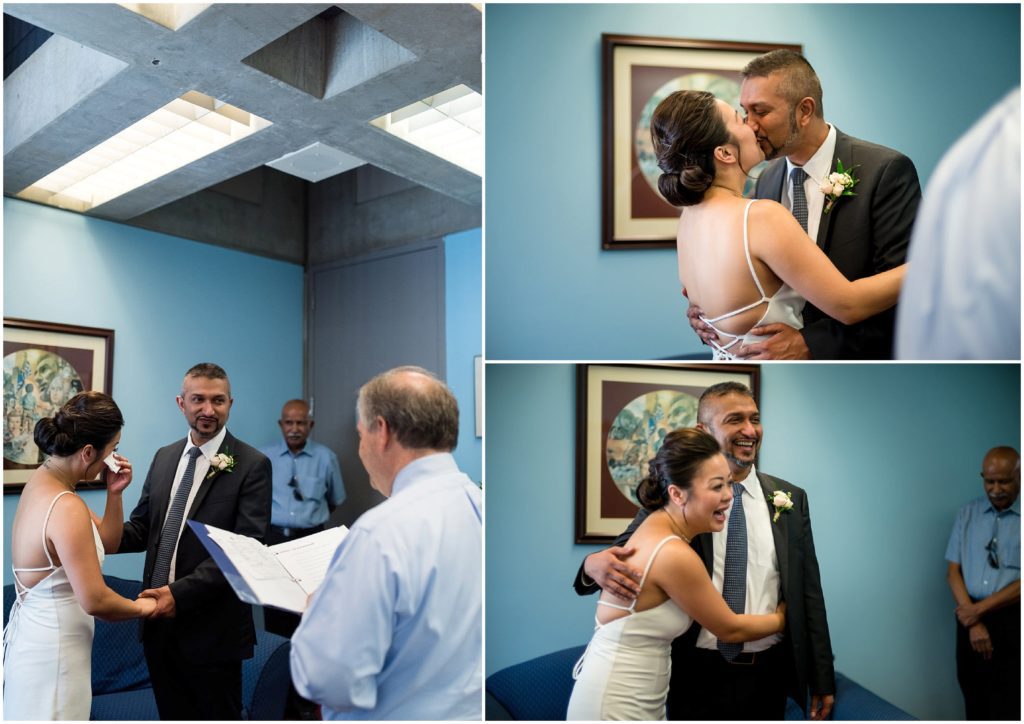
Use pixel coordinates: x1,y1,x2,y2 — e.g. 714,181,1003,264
150,446,203,588
790,166,808,232
718,482,747,661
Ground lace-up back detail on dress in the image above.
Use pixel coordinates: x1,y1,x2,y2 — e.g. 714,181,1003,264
698,200,806,359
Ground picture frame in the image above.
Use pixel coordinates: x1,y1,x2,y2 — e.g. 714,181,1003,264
601,34,802,250
575,363,759,543
4,318,115,492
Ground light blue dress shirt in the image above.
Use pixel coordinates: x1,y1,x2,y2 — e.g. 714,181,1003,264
290,453,482,720
260,439,345,529
945,496,1021,600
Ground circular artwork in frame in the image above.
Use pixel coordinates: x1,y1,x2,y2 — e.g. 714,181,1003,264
4,348,85,465
634,72,744,196
605,388,699,505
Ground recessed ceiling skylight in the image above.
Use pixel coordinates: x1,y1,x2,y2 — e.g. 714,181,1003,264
17,91,272,213
267,142,366,183
119,4,211,31
371,84,482,176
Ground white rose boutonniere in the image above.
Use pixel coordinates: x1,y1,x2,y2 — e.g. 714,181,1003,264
819,159,860,214
207,452,236,479
768,490,794,523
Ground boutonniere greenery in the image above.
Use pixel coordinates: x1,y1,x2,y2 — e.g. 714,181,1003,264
767,490,794,523
819,159,860,214
207,451,236,479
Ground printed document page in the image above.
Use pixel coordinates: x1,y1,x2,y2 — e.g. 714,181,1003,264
200,523,349,612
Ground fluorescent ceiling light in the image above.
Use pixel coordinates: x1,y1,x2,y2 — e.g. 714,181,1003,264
119,4,211,31
371,84,482,176
17,91,272,213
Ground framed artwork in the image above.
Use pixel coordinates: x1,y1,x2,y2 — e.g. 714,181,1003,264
4,318,115,492
601,34,801,249
575,363,759,543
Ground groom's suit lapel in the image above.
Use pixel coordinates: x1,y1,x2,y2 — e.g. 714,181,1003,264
757,472,789,588
816,129,853,254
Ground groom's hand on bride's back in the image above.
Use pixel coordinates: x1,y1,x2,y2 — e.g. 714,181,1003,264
736,323,810,360
584,546,642,600
683,291,719,347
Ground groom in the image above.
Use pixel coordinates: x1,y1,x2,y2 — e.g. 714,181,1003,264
575,382,835,720
118,363,271,719
687,49,921,359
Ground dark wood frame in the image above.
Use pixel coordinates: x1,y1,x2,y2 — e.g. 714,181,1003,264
601,34,802,250
4,318,115,493
575,362,760,543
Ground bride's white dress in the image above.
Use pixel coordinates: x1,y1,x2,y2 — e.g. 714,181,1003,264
697,199,806,360
566,536,693,720
4,490,104,720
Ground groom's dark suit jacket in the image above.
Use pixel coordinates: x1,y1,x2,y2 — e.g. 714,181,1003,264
755,128,921,359
574,471,835,716
120,430,271,663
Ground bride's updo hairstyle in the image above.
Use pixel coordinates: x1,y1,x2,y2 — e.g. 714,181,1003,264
34,391,124,458
650,90,730,207
636,428,720,512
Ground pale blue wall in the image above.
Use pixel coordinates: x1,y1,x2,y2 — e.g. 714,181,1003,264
445,227,483,483
485,363,1021,720
3,198,303,583
485,4,1021,359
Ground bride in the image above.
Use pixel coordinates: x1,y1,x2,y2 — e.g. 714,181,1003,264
566,428,785,720
650,90,905,360
4,391,155,720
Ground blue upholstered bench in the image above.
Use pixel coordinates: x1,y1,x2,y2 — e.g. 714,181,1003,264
486,644,916,720
3,575,291,720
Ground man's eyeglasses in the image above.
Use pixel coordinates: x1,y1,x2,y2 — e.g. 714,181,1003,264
986,536,999,568
288,477,304,502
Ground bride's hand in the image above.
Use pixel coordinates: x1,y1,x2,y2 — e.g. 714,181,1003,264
104,454,133,495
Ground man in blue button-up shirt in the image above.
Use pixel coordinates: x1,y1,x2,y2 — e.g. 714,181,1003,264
260,399,346,716
945,446,1020,720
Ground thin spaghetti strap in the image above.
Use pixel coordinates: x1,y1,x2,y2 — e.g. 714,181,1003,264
741,199,768,298
39,490,76,568
636,535,684,590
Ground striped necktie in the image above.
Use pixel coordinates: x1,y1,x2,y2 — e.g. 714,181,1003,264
150,446,203,587
718,482,748,660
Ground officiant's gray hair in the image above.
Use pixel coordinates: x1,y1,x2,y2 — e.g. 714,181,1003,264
357,366,459,452
742,49,824,119
697,382,755,426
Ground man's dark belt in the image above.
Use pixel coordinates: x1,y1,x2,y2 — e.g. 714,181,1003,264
269,523,324,539
696,642,780,666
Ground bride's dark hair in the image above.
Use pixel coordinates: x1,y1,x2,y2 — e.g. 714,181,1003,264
636,428,721,511
650,90,731,207
34,391,124,457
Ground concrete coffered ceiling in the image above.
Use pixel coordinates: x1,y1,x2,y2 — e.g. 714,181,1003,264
3,3,482,228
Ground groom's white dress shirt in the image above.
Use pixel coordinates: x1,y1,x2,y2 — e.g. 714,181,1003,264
784,123,838,244
696,464,782,653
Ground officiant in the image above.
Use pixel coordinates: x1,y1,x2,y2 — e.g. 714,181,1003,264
290,366,482,720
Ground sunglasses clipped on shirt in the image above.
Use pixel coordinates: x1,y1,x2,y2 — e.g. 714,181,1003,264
986,536,1000,568
288,477,304,502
